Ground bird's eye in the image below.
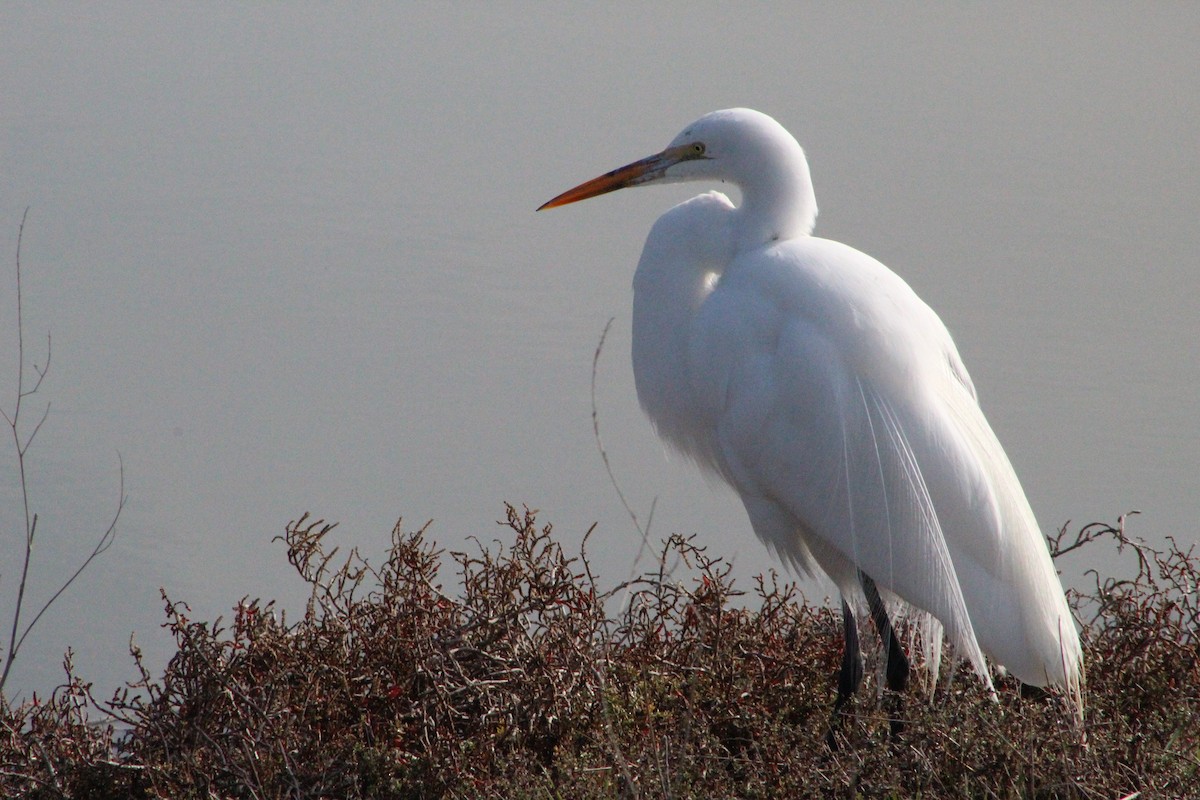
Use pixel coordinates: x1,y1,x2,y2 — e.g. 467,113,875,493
691,142,706,156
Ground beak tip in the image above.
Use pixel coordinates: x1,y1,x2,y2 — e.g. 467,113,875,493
538,150,665,214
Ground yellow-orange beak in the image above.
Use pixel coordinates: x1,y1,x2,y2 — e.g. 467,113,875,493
538,146,688,211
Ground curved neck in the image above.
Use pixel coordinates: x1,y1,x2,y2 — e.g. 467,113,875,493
734,146,818,252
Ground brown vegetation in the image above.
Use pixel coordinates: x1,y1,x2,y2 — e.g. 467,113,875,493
1,506,1197,799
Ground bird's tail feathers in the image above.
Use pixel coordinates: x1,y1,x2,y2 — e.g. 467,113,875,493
843,380,994,690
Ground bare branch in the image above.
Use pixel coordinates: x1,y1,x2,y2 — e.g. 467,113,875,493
590,317,656,574
11,458,125,661
0,211,121,695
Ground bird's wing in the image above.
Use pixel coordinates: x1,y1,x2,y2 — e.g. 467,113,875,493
931,359,1083,693
686,237,993,680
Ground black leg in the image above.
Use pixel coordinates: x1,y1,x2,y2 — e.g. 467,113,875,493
860,572,909,739
827,577,912,746
860,572,910,692
827,598,863,748
835,598,864,710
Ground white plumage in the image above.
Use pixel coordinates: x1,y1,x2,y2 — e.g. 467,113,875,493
541,108,1082,710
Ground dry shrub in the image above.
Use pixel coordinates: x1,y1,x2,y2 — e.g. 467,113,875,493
0,653,137,798
1,507,1197,798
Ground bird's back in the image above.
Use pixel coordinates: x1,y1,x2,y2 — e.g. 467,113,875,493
641,230,1081,698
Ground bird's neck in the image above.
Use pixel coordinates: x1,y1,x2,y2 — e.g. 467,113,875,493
734,150,818,251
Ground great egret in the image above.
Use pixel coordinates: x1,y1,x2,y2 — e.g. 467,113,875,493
539,109,1082,721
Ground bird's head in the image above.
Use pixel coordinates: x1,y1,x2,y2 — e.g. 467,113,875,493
540,108,806,201
539,108,817,242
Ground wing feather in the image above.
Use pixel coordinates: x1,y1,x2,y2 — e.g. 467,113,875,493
685,235,1079,691
646,231,1080,699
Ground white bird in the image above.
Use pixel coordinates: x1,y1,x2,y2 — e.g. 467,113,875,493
539,108,1082,722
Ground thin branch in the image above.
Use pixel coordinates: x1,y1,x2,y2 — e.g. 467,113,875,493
590,317,656,572
12,458,125,661
19,394,50,456
3,207,40,693
0,210,122,695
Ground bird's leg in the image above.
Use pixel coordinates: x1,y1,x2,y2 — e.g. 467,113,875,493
860,572,909,738
826,598,863,748
859,573,910,692
835,598,864,706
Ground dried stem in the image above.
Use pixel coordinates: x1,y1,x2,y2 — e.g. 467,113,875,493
590,316,656,574
0,211,125,696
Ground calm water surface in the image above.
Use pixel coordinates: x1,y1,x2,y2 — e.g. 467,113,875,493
1,4,1197,699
